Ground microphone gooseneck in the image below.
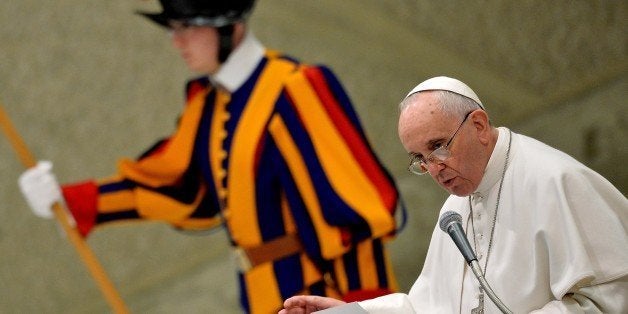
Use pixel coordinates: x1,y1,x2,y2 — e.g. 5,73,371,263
439,211,513,314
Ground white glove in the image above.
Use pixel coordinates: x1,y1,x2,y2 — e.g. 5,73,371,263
18,160,63,219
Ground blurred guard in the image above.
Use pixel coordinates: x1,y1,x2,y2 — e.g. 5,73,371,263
18,0,403,313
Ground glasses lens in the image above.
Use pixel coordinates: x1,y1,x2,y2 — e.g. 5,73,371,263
428,147,450,163
409,147,449,175
408,160,429,175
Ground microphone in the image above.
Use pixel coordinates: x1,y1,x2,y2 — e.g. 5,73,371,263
439,211,513,314
439,211,477,264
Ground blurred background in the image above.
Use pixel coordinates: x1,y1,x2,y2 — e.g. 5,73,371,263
1,1,625,313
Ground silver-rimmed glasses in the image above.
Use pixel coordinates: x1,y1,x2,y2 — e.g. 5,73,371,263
408,111,473,175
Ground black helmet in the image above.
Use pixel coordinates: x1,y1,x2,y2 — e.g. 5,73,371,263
137,0,256,28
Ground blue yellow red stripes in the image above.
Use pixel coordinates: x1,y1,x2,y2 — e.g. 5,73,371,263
61,51,401,314
303,67,398,211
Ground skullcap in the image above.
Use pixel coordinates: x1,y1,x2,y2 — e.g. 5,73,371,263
404,76,484,110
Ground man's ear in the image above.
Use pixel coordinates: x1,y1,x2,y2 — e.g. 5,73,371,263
232,22,247,45
470,109,491,144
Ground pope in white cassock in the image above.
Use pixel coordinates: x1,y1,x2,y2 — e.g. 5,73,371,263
280,76,628,314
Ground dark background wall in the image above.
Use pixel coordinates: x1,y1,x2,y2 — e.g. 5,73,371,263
1,1,625,312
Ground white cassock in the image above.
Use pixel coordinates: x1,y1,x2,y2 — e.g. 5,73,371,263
358,127,628,313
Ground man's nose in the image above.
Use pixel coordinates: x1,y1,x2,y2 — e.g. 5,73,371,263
428,161,446,175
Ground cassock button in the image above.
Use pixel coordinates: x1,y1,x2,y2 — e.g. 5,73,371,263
472,192,484,201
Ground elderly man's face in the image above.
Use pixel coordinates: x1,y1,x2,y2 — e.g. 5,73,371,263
398,92,487,196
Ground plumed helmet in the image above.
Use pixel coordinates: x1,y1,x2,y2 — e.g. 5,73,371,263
137,0,256,28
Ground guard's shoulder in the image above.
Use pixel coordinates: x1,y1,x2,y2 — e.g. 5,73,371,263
184,76,209,101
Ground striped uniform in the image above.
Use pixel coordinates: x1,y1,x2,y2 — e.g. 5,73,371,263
62,51,402,313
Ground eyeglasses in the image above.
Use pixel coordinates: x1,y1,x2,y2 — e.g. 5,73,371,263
408,111,473,175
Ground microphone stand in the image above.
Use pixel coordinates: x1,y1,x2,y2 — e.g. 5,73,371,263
469,260,512,314
440,211,512,314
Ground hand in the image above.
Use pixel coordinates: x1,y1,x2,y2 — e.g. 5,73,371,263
18,160,63,219
279,295,346,314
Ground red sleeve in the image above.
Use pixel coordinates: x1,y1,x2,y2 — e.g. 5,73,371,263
61,181,98,237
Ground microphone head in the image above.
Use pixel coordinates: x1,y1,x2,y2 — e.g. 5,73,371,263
439,211,463,232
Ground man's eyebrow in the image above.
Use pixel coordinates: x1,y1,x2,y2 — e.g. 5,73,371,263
407,134,448,157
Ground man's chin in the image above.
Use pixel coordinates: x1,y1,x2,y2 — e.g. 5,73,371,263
444,184,472,197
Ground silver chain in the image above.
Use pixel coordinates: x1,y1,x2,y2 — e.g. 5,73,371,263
469,129,512,275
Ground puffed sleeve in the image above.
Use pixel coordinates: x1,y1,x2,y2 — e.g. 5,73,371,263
62,81,223,236
269,65,400,260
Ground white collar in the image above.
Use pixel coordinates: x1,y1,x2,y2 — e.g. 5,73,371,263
212,30,265,93
473,127,511,197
